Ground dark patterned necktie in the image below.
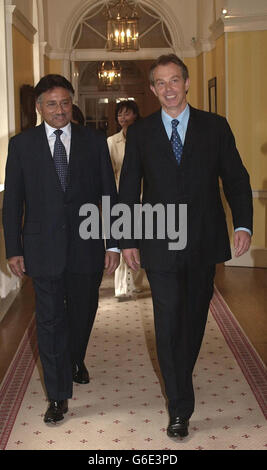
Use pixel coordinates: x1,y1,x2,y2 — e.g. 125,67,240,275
53,129,68,191
170,119,183,165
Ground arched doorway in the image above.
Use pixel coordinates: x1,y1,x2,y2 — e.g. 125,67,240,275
63,0,183,59
62,0,183,132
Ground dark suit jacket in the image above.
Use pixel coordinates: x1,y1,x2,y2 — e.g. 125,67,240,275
119,105,253,270
2,122,118,278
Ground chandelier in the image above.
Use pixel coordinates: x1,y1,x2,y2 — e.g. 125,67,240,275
106,0,139,52
98,61,122,88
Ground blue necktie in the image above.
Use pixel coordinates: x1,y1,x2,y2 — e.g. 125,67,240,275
53,129,68,191
170,119,183,165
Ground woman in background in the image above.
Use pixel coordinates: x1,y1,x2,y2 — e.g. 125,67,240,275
72,104,85,126
107,100,145,301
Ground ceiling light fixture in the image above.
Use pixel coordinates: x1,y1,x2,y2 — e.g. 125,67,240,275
106,0,139,52
98,61,122,88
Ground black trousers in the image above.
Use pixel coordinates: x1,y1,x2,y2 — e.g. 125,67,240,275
146,261,215,420
33,270,103,401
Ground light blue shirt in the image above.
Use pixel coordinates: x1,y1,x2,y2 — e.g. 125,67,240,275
161,105,251,236
161,104,190,145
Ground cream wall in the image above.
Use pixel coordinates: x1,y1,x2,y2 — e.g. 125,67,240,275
44,56,63,75
205,35,226,116
226,30,267,265
185,30,267,267
227,31,267,190
184,35,225,114
12,24,34,134
196,54,204,110
199,29,267,267
184,57,200,109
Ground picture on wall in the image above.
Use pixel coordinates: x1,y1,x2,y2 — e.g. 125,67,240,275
20,84,37,131
208,77,217,114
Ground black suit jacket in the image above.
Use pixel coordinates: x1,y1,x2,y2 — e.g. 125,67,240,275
119,106,253,270
2,122,118,278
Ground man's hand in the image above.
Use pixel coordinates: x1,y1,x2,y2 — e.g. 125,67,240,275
122,248,140,271
234,230,251,257
104,251,120,275
8,256,25,278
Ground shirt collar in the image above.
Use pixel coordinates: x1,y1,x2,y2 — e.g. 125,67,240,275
44,121,72,138
161,103,190,128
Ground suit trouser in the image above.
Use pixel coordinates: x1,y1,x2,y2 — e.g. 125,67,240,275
146,261,215,420
33,270,103,401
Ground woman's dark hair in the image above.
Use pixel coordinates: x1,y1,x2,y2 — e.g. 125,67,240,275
34,74,75,102
72,104,85,126
115,100,140,124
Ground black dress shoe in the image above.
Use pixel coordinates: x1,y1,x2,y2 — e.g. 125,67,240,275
167,416,189,438
44,400,68,424
73,362,90,384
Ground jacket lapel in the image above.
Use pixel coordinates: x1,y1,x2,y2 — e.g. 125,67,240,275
34,123,64,193
66,122,84,193
149,110,178,167
181,105,196,165
67,122,76,190
34,122,51,159
36,121,85,194
151,105,200,168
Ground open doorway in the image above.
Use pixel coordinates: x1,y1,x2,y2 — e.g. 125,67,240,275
77,60,157,136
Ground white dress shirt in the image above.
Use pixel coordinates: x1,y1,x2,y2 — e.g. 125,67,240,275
44,121,71,160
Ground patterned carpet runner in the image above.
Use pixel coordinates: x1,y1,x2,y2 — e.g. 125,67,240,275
0,276,266,450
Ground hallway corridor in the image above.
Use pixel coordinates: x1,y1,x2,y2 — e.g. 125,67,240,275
0,264,266,450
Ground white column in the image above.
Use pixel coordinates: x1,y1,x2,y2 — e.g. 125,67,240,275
33,0,46,81
32,0,41,85
4,4,16,137
63,56,71,80
71,60,79,103
0,0,9,160
0,1,20,305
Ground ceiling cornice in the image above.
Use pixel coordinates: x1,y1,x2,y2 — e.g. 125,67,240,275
5,5,37,43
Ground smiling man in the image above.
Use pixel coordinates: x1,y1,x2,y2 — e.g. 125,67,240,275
119,54,253,439
36,86,73,129
2,74,119,425
150,59,190,117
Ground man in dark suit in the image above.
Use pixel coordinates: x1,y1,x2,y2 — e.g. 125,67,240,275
119,55,253,439
2,74,120,424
